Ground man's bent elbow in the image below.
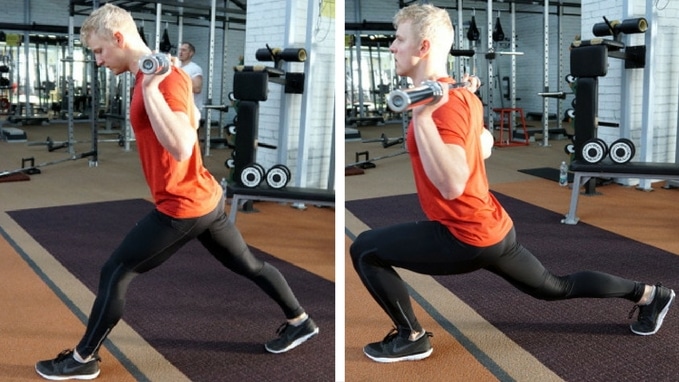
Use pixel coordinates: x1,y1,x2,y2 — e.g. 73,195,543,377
438,185,465,200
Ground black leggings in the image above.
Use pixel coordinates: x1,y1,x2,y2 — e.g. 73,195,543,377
350,220,644,336
76,195,303,358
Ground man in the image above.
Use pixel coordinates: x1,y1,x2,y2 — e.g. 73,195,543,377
35,4,317,380
178,41,204,119
350,3,674,363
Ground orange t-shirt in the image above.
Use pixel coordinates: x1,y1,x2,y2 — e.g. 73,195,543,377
406,78,513,247
130,67,221,218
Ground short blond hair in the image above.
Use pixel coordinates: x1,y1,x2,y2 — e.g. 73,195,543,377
394,4,454,56
80,3,138,48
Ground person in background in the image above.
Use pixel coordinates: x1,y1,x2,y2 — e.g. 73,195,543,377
178,41,204,123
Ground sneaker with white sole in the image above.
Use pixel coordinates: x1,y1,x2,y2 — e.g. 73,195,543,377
35,349,101,380
363,328,433,363
265,317,319,353
629,283,675,336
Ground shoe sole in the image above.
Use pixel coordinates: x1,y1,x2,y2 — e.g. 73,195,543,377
35,366,100,381
630,289,675,336
264,327,319,354
363,347,433,363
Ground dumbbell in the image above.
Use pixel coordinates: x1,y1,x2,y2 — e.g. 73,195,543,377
609,138,635,164
240,163,266,188
580,138,608,164
138,53,171,75
265,164,291,189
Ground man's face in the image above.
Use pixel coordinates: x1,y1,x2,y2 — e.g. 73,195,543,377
178,44,193,62
389,21,421,78
87,33,125,75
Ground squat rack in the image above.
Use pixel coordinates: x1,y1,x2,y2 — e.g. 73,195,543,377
70,0,246,156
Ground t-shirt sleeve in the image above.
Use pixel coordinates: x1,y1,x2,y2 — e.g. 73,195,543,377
435,90,471,146
160,69,191,114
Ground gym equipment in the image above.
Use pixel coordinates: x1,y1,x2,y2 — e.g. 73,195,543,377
608,138,635,164
159,27,173,53
240,163,265,188
561,15,679,225
467,12,480,42
0,151,95,179
362,133,403,149
580,138,608,164
227,183,334,224
28,135,125,152
139,53,171,75
492,12,505,42
592,17,647,37
240,162,292,190
563,161,679,225
386,81,469,113
265,164,291,189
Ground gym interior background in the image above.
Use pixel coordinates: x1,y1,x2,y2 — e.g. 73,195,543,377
0,0,336,191
346,0,679,177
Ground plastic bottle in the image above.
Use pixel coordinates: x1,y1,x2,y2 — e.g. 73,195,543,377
559,161,568,187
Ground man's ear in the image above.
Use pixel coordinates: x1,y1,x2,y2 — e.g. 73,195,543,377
113,31,125,47
419,39,431,57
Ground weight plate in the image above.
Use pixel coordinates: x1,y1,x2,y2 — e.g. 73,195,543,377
227,124,236,135
276,164,291,179
252,163,265,177
225,158,235,168
240,165,262,188
566,108,575,119
564,143,575,154
609,138,635,164
266,166,289,189
581,139,606,164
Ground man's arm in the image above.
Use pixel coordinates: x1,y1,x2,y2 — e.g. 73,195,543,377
192,74,203,95
142,71,197,162
411,89,470,200
480,128,494,159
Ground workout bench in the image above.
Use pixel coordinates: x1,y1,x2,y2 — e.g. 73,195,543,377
562,160,679,225
227,184,335,223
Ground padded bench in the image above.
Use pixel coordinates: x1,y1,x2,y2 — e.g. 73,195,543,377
227,184,335,223
562,160,679,225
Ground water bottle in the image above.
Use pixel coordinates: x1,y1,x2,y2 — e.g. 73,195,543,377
559,161,568,187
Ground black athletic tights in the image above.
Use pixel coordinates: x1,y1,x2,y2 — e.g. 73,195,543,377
350,220,645,336
76,195,304,358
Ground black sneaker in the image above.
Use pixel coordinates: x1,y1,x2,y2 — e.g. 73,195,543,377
629,283,675,336
363,328,433,363
35,349,101,380
265,317,319,353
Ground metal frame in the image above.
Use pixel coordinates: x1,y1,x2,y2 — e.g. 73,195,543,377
562,170,679,225
228,190,335,223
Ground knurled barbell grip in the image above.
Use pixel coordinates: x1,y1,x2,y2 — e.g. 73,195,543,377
387,81,469,113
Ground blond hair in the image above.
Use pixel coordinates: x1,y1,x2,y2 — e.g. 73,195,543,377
80,3,138,48
393,4,454,56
